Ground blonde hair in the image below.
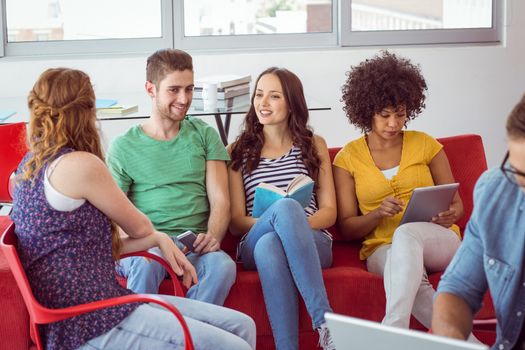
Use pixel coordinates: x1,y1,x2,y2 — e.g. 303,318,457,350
24,68,121,259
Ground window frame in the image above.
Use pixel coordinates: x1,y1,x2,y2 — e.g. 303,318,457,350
173,0,338,50
1,0,174,57
0,0,5,57
340,0,503,47
0,0,505,58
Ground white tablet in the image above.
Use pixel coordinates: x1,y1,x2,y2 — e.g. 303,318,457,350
398,183,460,226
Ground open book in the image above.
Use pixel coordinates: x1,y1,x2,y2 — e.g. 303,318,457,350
252,174,314,218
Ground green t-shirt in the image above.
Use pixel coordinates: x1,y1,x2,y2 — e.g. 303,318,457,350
106,117,230,237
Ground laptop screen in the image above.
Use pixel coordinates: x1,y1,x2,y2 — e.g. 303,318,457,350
325,313,488,350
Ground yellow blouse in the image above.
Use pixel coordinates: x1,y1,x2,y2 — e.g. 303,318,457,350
334,131,460,260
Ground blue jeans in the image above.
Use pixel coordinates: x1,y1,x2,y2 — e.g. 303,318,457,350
116,239,236,306
78,295,256,350
240,199,333,350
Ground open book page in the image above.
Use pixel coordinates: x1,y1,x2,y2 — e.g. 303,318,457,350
256,182,286,196
286,174,313,194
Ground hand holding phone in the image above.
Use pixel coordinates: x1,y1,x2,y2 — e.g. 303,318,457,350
177,230,198,252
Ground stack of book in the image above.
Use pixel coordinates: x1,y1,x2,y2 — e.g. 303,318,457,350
96,99,138,117
193,74,251,109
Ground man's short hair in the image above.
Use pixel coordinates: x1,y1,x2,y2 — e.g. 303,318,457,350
146,49,193,86
507,93,525,138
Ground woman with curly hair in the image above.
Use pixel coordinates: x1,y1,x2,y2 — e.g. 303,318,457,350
228,67,336,350
333,51,464,330
11,67,256,350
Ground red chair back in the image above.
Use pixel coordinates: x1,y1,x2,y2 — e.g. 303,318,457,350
120,251,185,297
0,222,45,348
1,222,194,350
0,123,28,202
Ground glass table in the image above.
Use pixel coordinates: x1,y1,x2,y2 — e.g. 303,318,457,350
1,94,330,145
97,103,252,146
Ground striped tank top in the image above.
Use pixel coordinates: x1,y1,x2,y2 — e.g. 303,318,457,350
243,146,320,217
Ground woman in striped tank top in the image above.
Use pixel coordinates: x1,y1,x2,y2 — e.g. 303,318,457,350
228,67,337,350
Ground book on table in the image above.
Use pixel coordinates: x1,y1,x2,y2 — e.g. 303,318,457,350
195,74,251,89
193,83,250,99
97,104,138,116
95,99,118,108
252,174,314,218
0,110,16,121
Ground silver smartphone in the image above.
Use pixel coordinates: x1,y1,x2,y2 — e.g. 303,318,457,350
177,230,198,251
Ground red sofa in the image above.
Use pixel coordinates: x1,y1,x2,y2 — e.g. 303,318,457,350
0,134,495,350
219,134,496,349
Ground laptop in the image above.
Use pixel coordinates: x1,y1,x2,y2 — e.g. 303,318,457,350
399,183,460,226
325,313,488,350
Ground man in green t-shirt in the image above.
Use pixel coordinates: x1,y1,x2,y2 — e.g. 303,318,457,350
107,48,236,305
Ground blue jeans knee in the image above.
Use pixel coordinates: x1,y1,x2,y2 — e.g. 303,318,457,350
186,250,236,305
116,255,167,294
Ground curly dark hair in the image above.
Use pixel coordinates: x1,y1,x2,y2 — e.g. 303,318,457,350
341,51,427,133
229,67,320,181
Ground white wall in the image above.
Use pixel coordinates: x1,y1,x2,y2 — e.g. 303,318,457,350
1,0,524,167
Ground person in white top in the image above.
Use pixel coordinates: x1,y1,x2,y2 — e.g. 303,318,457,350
14,67,256,350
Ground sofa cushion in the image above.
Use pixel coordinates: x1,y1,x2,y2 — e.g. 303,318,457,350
437,134,487,231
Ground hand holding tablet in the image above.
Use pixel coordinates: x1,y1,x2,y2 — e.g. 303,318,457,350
398,183,460,226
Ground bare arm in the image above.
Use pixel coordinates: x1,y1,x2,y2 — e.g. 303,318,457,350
432,292,473,340
307,135,336,230
50,152,197,286
429,150,464,228
118,229,198,287
333,165,403,239
227,144,257,236
51,152,154,237
193,160,230,254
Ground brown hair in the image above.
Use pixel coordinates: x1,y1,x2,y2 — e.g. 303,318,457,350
341,51,427,133
229,67,320,181
146,49,193,86
24,68,121,259
507,93,525,139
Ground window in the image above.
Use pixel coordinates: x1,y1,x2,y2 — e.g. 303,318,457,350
7,0,162,43
3,0,173,56
0,0,502,57
340,0,502,46
0,3,4,57
175,0,337,50
183,0,332,36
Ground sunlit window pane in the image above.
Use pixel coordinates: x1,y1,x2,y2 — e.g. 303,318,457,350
351,0,492,31
6,0,162,42
183,0,333,36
